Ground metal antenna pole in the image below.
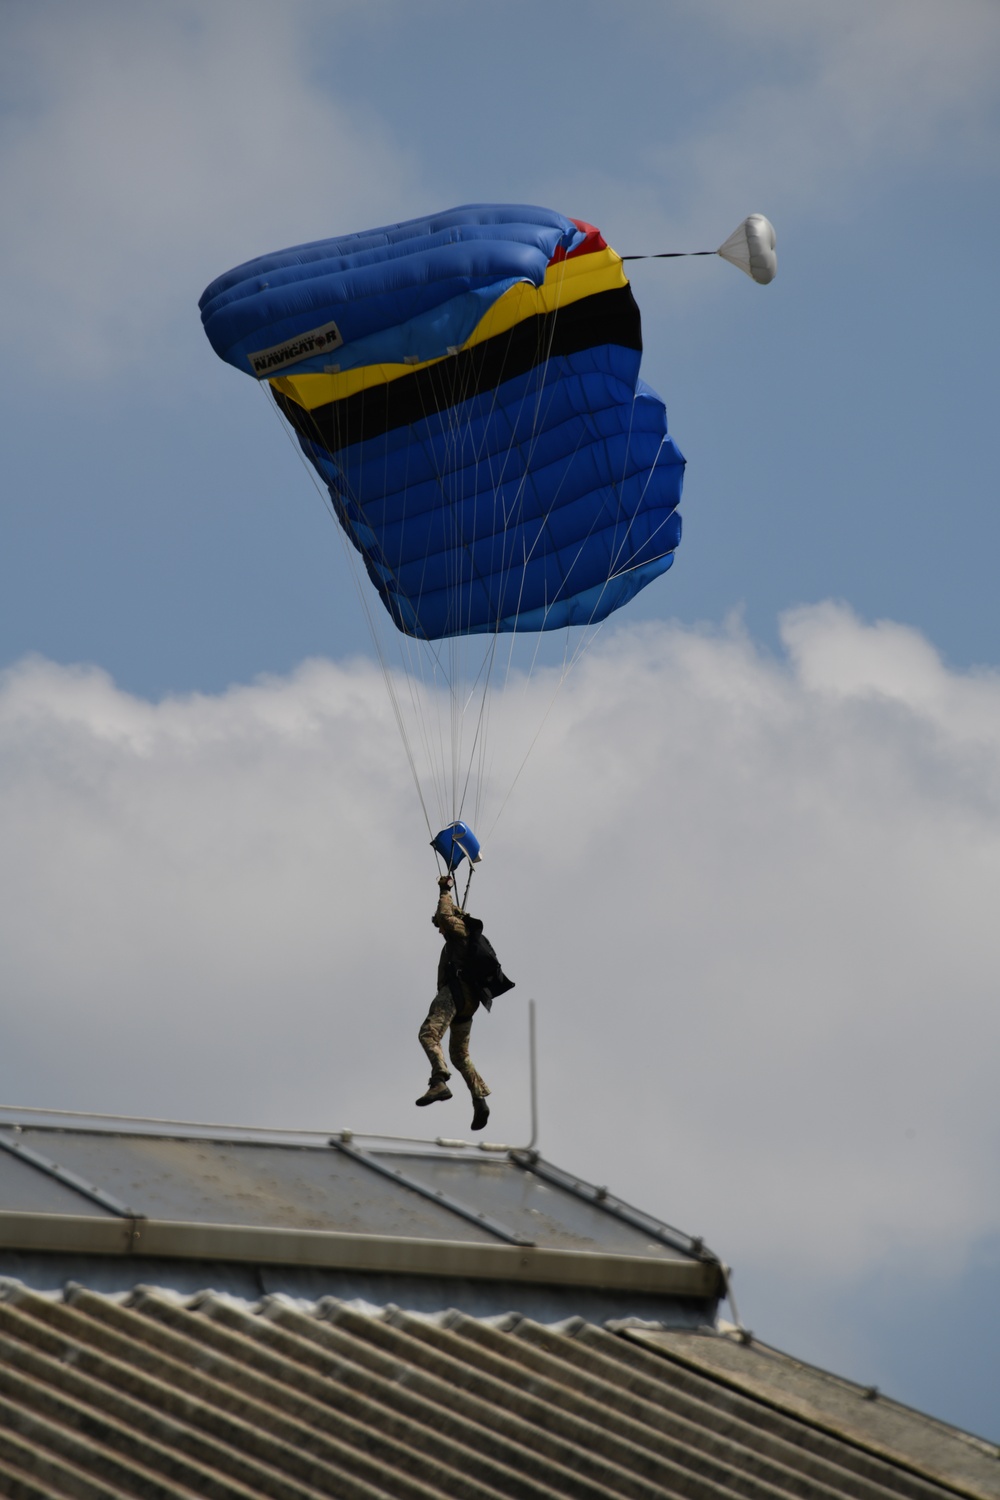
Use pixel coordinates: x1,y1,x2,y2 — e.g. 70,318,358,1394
527,999,539,1151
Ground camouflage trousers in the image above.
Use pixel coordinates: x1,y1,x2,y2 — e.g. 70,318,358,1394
418,986,490,1100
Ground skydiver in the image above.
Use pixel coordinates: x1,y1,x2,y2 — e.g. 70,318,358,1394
416,873,514,1132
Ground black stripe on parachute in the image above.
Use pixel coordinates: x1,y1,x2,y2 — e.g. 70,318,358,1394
273,285,642,453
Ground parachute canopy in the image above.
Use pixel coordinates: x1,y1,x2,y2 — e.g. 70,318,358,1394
200,205,685,643
717,214,777,285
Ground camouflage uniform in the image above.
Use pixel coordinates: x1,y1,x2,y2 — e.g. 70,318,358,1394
418,891,490,1100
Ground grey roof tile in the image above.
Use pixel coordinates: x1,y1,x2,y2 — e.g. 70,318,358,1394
623,1329,1000,1500
0,1279,994,1500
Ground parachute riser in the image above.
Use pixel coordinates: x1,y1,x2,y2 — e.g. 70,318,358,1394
429,845,475,912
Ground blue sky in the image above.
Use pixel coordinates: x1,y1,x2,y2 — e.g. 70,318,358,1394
2,0,999,1439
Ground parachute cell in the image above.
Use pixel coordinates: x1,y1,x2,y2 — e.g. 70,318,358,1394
200,205,685,643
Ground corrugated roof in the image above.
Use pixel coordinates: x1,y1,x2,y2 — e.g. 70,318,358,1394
624,1328,1000,1499
0,1279,995,1500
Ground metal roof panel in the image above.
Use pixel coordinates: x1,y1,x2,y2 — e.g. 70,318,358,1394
1,1130,497,1240
0,1123,713,1267
0,1140,113,1218
374,1149,694,1258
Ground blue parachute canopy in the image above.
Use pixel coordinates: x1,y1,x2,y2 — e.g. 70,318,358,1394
200,205,685,641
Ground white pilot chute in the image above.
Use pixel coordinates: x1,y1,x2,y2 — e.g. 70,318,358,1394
622,214,777,284
716,214,777,285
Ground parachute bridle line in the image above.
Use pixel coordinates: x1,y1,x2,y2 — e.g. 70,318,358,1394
621,250,715,261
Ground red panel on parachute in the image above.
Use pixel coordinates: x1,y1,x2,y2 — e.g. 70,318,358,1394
548,220,608,264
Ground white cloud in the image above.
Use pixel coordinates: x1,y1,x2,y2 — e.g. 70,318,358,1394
5,0,997,378
536,0,1000,306
0,1,421,376
714,0,1000,195
2,604,999,1298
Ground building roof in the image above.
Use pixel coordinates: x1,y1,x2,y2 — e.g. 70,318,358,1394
0,1279,996,1500
0,1114,720,1323
0,1108,996,1500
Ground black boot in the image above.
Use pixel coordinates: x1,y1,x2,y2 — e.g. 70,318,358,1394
471,1096,490,1132
416,1081,453,1106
